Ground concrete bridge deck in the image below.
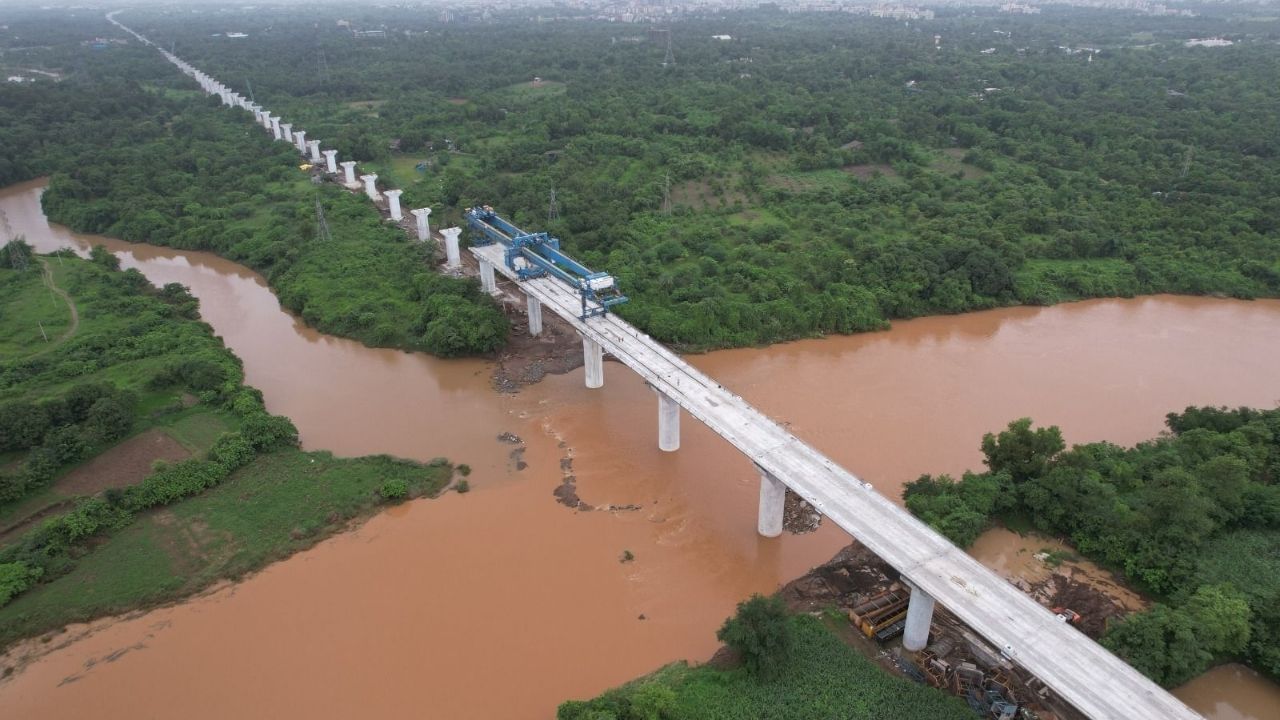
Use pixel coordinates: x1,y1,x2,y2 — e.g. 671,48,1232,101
473,244,1200,720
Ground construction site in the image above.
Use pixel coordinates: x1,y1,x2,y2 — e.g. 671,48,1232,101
779,542,1103,720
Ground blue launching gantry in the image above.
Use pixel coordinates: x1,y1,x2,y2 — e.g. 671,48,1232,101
465,205,628,320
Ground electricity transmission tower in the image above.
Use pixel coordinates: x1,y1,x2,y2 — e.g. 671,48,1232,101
315,196,333,242
662,32,675,68
661,173,672,214
318,48,331,83
547,185,559,222
5,239,29,271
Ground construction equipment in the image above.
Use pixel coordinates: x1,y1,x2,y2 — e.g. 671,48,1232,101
848,587,909,640
1052,607,1082,625
465,206,628,319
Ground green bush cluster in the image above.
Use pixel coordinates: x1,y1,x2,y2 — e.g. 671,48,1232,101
0,404,298,608
903,407,1280,685
0,383,136,502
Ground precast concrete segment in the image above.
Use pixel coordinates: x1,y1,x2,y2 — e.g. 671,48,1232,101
441,228,462,269
360,174,379,202
340,161,359,188
583,336,604,389
757,467,785,537
470,243,1201,720
411,209,431,241
384,190,404,221
903,584,936,652
527,295,543,337
658,390,680,452
323,150,339,173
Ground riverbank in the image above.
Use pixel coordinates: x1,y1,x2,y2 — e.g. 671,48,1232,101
0,448,453,667
0,248,459,659
6,179,1280,718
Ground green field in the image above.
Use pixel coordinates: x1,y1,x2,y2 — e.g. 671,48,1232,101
0,449,452,647
559,615,973,720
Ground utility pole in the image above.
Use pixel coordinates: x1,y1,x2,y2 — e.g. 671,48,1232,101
661,173,672,214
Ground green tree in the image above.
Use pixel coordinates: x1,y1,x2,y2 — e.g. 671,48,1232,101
716,594,793,679
981,418,1065,484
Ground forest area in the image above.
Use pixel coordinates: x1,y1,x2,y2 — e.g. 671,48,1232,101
100,4,1280,350
903,407,1280,688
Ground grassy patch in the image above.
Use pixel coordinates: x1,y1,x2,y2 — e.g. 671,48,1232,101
161,412,234,453
559,615,972,720
0,448,452,647
0,264,73,359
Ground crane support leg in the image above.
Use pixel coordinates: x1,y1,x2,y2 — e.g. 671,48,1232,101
657,390,680,452
757,466,785,538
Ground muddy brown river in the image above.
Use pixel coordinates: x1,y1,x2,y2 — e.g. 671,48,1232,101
3,178,1279,719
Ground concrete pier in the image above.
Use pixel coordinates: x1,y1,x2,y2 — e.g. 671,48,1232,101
308,140,322,163
903,583,936,652
441,227,462,269
340,161,359,188
658,390,680,452
294,130,307,154
411,208,432,241
757,466,786,537
527,295,543,336
360,174,379,201
479,258,498,294
281,123,293,143
323,149,338,173
384,190,404,221
583,336,604,388
270,116,282,140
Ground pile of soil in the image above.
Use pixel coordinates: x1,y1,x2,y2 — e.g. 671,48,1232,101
782,490,823,535
491,317,583,392
1027,574,1129,639
778,541,897,613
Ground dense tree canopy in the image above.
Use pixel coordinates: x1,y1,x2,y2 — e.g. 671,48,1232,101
905,406,1280,686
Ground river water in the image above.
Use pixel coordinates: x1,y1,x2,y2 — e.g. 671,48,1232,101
2,178,1279,719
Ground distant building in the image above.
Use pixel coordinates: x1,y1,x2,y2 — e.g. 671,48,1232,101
1185,37,1233,48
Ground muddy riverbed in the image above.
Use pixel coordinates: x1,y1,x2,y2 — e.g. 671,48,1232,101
3,178,1280,719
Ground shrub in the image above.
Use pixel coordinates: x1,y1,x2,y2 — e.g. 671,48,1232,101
455,479,471,494
239,413,300,450
716,594,793,679
380,479,409,502
0,562,42,607
208,432,256,471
